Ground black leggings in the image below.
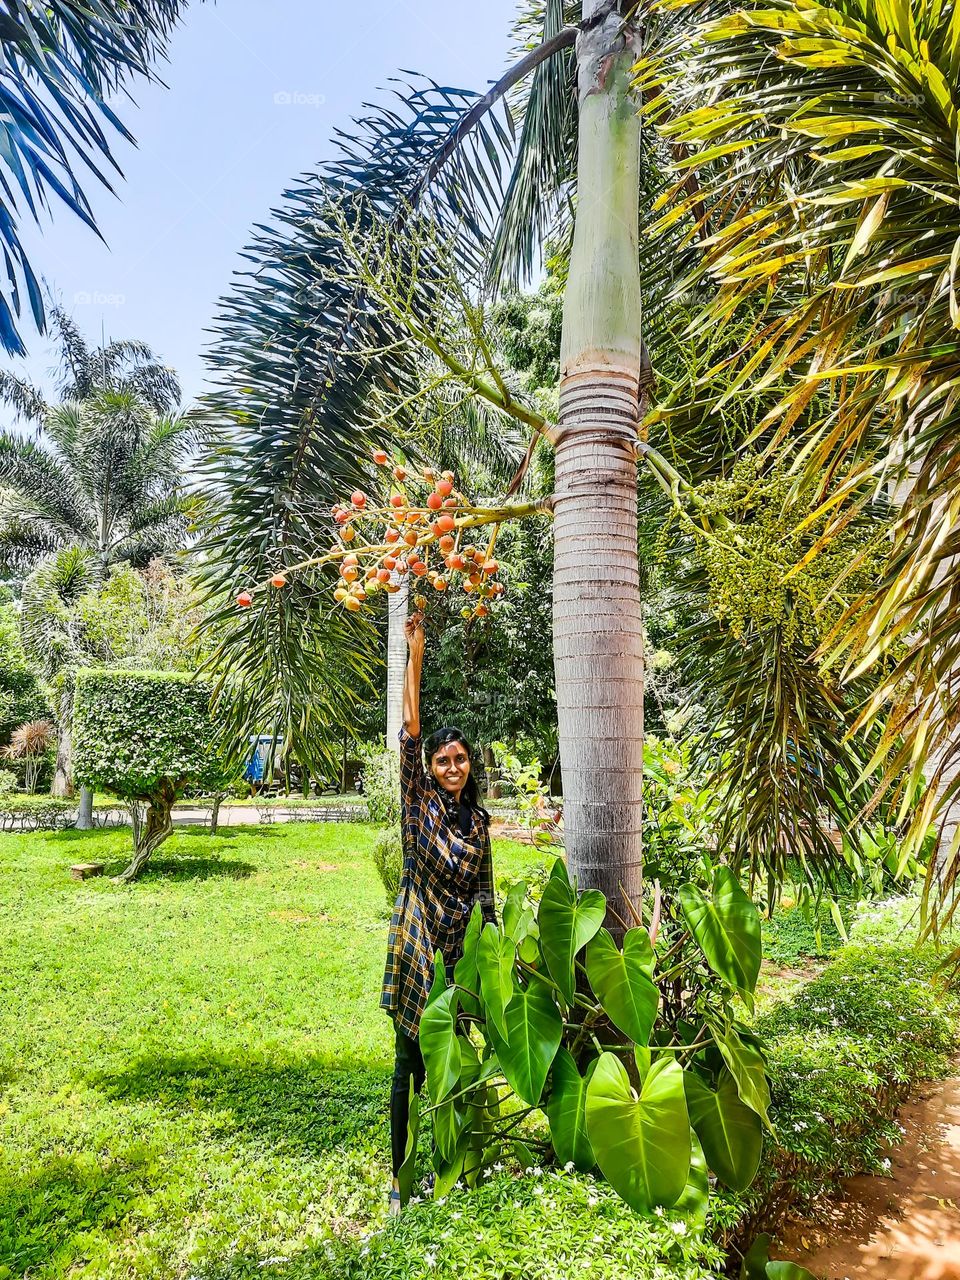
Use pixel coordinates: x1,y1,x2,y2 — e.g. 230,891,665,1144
390,1020,426,1176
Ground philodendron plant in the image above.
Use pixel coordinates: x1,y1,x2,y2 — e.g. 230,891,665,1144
405,857,771,1218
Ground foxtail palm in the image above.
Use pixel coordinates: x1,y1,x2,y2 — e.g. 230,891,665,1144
641,0,960,931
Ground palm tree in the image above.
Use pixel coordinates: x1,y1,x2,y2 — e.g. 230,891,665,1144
0,393,198,578
198,0,882,913
638,0,960,929
0,2,189,355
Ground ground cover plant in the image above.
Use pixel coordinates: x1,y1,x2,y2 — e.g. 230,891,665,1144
2,821,956,1280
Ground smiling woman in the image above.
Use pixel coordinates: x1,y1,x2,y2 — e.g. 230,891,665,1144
380,611,497,1214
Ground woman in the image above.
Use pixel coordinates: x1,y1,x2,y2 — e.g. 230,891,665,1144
380,611,497,1213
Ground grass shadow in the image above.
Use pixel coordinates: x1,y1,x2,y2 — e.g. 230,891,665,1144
0,1150,150,1278
94,1050,390,1156
139,856,258,881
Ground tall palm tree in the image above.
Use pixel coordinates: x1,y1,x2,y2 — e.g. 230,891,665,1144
0,2,190,355
198,0,874,913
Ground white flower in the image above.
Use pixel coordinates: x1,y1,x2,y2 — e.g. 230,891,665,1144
564,1161,575,1172
670,1221,687,1236
587,1195,599,1207
425,1252,436,1269
451,1211,461,1220
654,1205,665,1217
532,1185,544,1196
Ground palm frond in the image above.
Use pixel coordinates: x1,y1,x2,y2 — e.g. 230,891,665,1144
0,371,46,424
0,4,188,353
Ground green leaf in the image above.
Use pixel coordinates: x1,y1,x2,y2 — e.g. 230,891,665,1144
544,1047,596,1171
477,924,516,1040
502,880,530,942
740,1235,817,1280
419,954,461,1104
679,867,761,1004
716,1026,773,1132
453,904,485,1015
683,1067,764,1191
537,871,606,1004
585,1054,691,1213
486,974,562,1105
585,928,659,1045
395,1077,420,1205
674,1132,709,1230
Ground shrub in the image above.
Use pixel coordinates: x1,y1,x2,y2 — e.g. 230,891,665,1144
359,746,401,826
372,827,402,908
0,796,74,832
0,768,16,797
721,939,960,1245
73,669,232,880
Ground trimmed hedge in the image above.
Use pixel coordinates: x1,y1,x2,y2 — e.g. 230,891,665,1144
73,669,227,798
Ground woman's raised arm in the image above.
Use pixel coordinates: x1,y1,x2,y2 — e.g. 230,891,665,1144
402,612,425,739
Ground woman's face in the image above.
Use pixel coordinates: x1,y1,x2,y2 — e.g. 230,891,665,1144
430,739,471,796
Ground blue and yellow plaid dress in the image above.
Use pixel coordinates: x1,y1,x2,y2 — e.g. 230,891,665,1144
380,728,496,1038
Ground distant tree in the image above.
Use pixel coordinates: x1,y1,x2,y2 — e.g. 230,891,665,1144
73,669,232,880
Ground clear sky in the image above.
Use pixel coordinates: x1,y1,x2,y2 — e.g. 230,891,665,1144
6,0,519,407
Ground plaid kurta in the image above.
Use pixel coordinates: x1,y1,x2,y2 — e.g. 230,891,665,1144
381,727,496,1038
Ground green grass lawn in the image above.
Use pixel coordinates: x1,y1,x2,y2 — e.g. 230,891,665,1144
0,823,547,1280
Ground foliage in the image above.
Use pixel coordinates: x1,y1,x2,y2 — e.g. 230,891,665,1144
491,741,561,850
0,6,187,355
414,856,769,1215
0,769,16,797
359,747,403,828
0,600,48,742
641,0,960,934
73,670,227,801
372,827,403,910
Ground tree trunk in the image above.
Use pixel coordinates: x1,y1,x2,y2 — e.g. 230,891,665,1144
51,722,73,798
116,782,176,881
555,6,645,920
209,793,222,835
76,786,94,830
386,573,409,752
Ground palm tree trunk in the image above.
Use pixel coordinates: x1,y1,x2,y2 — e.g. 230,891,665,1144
386,574,409,752
554,5,645,919
76,786,94,830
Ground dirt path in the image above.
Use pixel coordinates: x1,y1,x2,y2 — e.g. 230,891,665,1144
777,1075,960,1279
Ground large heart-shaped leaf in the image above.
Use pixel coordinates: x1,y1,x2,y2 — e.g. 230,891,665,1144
545,1047,596,1171
502,880,535,943
679,868,761,1004
477,924,516,1040
433,1036,481,1162
674,1132,709,1230
585,928,659,1045
487,975,562,1105
585,1054,691,1213
538,873,606,1004
453,904,485,1015
396,1076,420,1205
716,1026,773,1132
684,1067,764,1191
419,954,460,1104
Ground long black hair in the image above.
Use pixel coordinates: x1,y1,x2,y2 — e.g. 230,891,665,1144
423,726,489,830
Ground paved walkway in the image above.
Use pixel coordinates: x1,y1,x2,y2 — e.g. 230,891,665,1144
778,1074,960,1279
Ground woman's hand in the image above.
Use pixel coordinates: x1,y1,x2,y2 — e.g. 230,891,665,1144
405,612,425,660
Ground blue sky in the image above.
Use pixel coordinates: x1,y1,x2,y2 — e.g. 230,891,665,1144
7,0,519,406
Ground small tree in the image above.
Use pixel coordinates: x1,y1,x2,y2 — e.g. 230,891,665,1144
73,670,231,881
2,719,55,792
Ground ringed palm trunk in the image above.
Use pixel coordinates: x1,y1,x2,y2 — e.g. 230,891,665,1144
555,5,645,919
385,573,409,753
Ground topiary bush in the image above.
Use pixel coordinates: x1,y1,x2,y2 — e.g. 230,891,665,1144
73,669,233,881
